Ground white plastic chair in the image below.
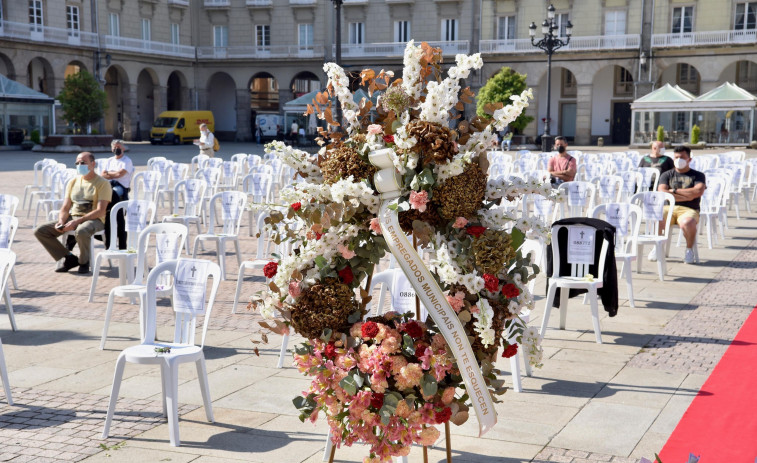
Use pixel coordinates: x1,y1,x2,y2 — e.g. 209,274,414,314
205,157,223,170
695,176,726,249
577,163,605,182
195,167,222,224
630,191,675,281
591,203,642,308
131,171,162,203
0,215,19,290
618,170,643,202
29,164,65,224
163,179,208,254
366,268,429,321
540,224,611,344
0,250,18,331
558,181,597,218
102,258,220,447
89,200,157,302
0,195,20,217
23,158,55,210
99,223,188,349
158,163,190,212
192,191,247,280
591,175,623,205
0,338,11,405
637,167,660,192
232,212,282,314
191,154,210,175
242,173,273,236
218,161,239,191
147,156,168,169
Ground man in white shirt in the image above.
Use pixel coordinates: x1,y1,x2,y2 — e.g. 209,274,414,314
290,120,299,142
194,123,215,157
100,139,134,249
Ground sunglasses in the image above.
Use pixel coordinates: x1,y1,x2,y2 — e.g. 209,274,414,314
75,161,89,165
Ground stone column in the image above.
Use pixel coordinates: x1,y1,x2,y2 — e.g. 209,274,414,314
122,84,139,141
236,88,252,141
155,85,168,115
575,83,592,145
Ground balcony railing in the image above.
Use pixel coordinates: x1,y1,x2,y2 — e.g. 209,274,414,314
480,33,640,54
289,0,316,4
168,0,189,6
204,0,230,6
652,29,757,48
336,40,469,57
0,20,98,47
104,35,195,58
197,45,325,59
246,0,272,5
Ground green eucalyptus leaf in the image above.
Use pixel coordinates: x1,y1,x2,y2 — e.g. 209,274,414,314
511,227,525,252
421,374,438,396
348,311,362,324
320,328,332,342
314,255,328,269
339,374,358,396
402,334,415,356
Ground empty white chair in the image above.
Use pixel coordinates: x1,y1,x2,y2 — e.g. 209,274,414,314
0,250,18,331
637,167,660,192
190,154,209,175
367,268,429,321
591,175,623,205
102,258,220,447
89,200,157,302
204,157,223,170
33,168,76,228
0,215,19,290
540,223,611,344
27,163,59,219
242,173,273,236
558,181,597,218
23,158,55,210
131,171,162,203
147,156,168,168
192,191,247,280
218,161,239,191
158,163,190,212
163,179,208,254
195,167,222,223
631,191,675,281
619,170,643,202
0,195,20,216
695,176,726,249
577,163,605,182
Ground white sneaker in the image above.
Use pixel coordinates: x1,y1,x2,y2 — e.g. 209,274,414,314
684,248,695,264
647,249,657,262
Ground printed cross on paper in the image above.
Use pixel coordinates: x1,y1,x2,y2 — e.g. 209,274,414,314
190,265,197,278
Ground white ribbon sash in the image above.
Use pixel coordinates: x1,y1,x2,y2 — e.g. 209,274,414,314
369,148,497,437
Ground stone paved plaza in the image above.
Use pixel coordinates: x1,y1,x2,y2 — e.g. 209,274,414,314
0,143,755,463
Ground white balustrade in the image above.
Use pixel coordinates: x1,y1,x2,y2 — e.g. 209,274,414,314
197,44,325,59
0,20,98,48
652,29,757,48
104,35,195,59
480,34,640,54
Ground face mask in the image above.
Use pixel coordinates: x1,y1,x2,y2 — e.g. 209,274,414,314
660,148,665,154
77,164,90,176
674,157,688,169
556,145,566,154
114,148,122,156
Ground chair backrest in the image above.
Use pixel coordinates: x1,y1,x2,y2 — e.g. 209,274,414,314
591,203,642,256
368,268,428,320
195,167,221,195
0,250,15,295
205,157,223,169
523,194,558,227
489,162,512,178
549,223,610,281
0,215,19,250
700,176,726,214
242,173,272,203
251,164,274,177
133,222,189,286
206,191,247,236
147,156,168,168
31,159,55,185
0,195,20,216
150,160,173,188
191,154,210,174
107,200,157,250
558,181,597,218
245,155,262,172
578,163,605,182
172,179,208,216
630,191,675,238
705,172,731,207
618,170,643,201
51,169,75,200
170,162,190,183
144,258,221,347
527,169,551,183
230,153,248,166
220,161,238,188
637,167,660,192
94,158,107,175
132,171,162,202
513,158,536,174
592,175,623,204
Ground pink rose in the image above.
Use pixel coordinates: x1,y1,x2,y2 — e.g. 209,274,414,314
452,217,468,229
288,280,301,298
369,217,382,235
446,292,464,313
337,243,356,260
367,124,383,135
409,190,429,213
470,305,480,314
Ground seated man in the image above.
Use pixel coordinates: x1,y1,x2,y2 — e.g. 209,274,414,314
100,139,134,250
638,140,674,190
34,152,112,274
654,145,706,264
547,136,576,186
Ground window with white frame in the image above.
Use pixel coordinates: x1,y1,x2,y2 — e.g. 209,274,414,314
213,25,228,47
141,18,151,42
614,66,633,96
672,6,693,34
737,61,757,91
170,23,180,45
555,13,570,37
441,18,457,41
66,5,80,37
394,20,410,42
108,12,119,36
256,24,270,48
29,0,43,32
349,22,364,44
677,63,699,93
497,16,515,40
604,10,626,35
298,23,313,49
735,2,757,30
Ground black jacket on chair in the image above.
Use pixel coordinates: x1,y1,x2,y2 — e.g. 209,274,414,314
546,217,619,317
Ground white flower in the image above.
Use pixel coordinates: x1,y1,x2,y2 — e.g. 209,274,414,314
473,298,495,347
401,41,425,100
323,62,361,136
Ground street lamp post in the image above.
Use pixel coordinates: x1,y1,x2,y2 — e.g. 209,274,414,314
331,0,343,133
529,4,572,152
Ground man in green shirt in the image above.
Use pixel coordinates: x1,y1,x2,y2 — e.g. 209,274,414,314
34,152,112,274
638,141,674,190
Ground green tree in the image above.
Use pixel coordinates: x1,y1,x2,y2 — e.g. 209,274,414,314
57,70,107,133
476,67,534,133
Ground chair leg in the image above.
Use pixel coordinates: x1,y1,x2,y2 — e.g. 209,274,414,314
232,265,246,314
539,283,557,340
558,287,569,330
100,291,116,350
0,340,13,405
655,244,665,282
233,239,241,270
4,287,16,332
191,237,200,259
102,355,127,439
163,361,181,447
195,356,214,422
89,255,103,302
706,217,714,250
248,210,254,237
323,431,334,462
9,269,17,290
636,244,643,274
589,288,602,344
160,363,168,418
277,333,289,369
509,352,523,393
624,260,635,308
216,240,225,281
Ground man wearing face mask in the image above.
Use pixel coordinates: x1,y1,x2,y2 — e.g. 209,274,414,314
34,152,112,274
638,141,674,190
547,136,576,186
655,145,706,264
100,139,134,249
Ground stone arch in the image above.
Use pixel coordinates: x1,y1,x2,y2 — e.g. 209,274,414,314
207,72,237,134
104,65,131,138
718,59,757,94
536,66,578,140
290,71,321,98
27,57,55,97
64,60,88,79
249,72,280,112
591,64,634,144
0,53,15,80
657,62,700,95
167,70,188,111
137,68,159,140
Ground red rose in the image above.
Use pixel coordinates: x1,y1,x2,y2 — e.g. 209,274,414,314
502,343,518,358
263,261,278,279
291,202,302,211
383,134,394,144
501,283,520,299
466,226,487,238
324,342,337,359
370,392,384,409
414,343,428,358
434,407,452,423
361,321,379,338
315,232,323,241
338,266,354,285
483,273,499,292
403,321,423,339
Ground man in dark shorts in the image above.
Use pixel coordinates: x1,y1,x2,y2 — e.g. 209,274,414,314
638,140,674,189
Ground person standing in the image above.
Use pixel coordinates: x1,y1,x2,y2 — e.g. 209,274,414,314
34,152,112,274
638,140,674,190
100,139,134,250
194,123,215,157
290,119,299,142
547,136,576,186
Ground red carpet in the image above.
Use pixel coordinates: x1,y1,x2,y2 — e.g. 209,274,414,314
659,307,757,462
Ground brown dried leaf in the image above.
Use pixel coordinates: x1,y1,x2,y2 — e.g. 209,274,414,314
450,410,469,426
316,91,329,105
268,281,279,293
261,333,269,343
253,347,260,356
361,69,375,85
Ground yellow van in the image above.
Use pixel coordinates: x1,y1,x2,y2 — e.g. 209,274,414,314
150,111,214,145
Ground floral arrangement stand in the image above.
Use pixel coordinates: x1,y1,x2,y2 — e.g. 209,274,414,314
253,41,554,463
